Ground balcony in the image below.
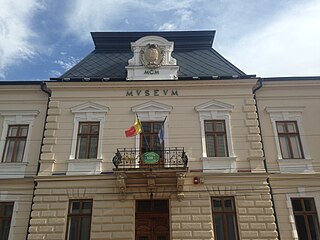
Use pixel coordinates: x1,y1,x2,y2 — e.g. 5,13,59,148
112,148,188,201
113,147,188,170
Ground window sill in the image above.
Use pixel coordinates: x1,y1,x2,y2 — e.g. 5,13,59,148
201,157,237,173
278,158,313,173
0,162,28,179
66,158,103,176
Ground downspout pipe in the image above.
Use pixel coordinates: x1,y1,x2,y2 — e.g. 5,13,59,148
26,81,51,240
253,78,281,240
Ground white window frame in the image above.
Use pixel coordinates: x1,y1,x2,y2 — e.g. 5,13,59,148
68,102,109,175
265,107,312,173
131,101,172,167
195,100,236,173
286,189,320,240
0,111,38,178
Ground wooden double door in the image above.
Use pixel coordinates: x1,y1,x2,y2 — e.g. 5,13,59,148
135,200,170,240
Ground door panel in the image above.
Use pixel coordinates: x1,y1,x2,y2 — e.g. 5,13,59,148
136,200,170,240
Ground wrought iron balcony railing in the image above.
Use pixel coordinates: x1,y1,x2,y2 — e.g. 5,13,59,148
112,148,188,170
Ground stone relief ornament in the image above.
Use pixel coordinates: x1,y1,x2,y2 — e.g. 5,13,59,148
140,44,164,69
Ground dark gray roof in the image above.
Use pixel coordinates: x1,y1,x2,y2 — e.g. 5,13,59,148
59,31,246,80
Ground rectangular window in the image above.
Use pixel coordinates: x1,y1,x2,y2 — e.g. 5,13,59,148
212,197,239,240
0,202,14,240
205,120,228,157
291,198,320,240
66,200,93,240
2,125,28,163
76,122,99,159
276,121,304,159
140,121,164,156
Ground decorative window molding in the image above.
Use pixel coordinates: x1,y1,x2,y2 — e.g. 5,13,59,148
0,110,38,178
68,102,109,175
131,101,172,167
195,100,236,173
286,190,320,240
265,107,312,173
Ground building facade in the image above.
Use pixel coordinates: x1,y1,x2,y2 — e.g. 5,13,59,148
1,30,319,240
27,31,278,240
0,82,48,239
256,77,320,240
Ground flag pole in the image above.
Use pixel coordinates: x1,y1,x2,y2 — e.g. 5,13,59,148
135,113,151,152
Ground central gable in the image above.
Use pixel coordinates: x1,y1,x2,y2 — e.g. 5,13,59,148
126,36,179,81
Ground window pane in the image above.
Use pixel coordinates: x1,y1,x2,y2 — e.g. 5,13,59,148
276,122,285,133
153,122,162,133
292,199,303,211
214,122,225,132
290,136,302,158
14,140,26,162
142,123,151,133
68,217,79,240
279,136,290,158
224,198,233,211
88,137,98,158
77,137,88,159
214,214,225,240
294,215,308,240
216,134,227,157
226,214,238,240
19,126,29,136
4,204,13,217
3,140,15,162
90,124,99,134
1,220,11,240
287,122,297,133
82,201,92,214
205,122,214,132
71,201,80,214
304,199,316,211
213,199,222,211
308,215,320,240
79,123,89,134
8,126,18,136
80,217,91,240
206,135,215,157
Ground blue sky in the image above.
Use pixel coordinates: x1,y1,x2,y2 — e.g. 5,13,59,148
0,0,319,80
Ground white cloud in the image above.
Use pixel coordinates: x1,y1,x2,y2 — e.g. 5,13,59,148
54,56,81,71
158,9,195,30
65,0,198,41
0,0,43,79
218,0,320,77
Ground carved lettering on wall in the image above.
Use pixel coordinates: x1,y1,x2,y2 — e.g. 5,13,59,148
126,90,179,97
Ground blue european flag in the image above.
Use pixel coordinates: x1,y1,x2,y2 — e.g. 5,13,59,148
158,125,164,144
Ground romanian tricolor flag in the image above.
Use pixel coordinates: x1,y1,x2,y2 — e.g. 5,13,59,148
125,119,142,137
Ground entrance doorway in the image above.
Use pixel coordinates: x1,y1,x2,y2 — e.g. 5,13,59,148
135,200,170,240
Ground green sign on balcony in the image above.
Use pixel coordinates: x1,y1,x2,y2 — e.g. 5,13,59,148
142,152,160,164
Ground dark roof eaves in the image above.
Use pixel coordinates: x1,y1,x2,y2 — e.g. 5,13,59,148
0,80,44,85
263,76,320,81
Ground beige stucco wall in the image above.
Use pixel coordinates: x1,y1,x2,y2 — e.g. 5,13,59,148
29,174,277,240
25,79,279,239
0,84,48,240
256,79,320,239
40,79,264,174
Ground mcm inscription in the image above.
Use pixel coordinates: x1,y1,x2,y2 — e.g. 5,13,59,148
144,69,159,75
126,89,179,97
